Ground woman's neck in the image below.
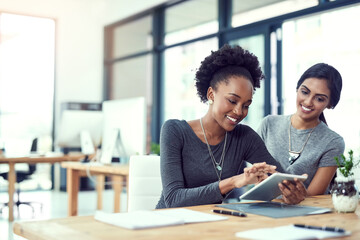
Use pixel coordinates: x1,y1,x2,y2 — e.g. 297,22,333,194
291,114,320,130
200,116,226,145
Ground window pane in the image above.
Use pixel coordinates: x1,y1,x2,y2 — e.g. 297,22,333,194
163,38,218,121
112,15,153,59
232,0,317,28
282,3,360,154
111,55,153,101
165,0,218,45
230,35,265,131
111,55,153,153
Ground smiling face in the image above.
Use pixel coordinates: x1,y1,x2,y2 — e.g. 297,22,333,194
295,77,331,124
208,75,254,132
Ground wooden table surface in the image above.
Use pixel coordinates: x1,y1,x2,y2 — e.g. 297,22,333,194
0,153,86,222
13,195,360,240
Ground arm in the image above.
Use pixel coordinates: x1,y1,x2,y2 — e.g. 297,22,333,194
306,136,344,195
280,136,344,204
279,167,337,204
241,125,285,172
307,166,337,195
219,162,277,194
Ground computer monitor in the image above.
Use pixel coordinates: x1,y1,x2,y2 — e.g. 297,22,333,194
56,109,103,154
100,97,147,164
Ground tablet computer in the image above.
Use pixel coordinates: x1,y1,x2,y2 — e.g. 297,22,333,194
239,173,307,201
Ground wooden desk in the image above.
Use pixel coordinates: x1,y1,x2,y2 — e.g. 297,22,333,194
13,195,360,239
60,161,129,216
0,153,86,222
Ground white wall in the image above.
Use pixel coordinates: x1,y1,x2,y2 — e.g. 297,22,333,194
0,0,168,124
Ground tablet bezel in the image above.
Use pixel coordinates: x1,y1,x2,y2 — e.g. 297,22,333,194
239,173,307,201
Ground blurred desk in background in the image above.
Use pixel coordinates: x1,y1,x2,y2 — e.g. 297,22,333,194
60,161,129,216
0,153,86,222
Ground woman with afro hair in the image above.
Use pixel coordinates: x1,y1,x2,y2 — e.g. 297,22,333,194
156,45,306,209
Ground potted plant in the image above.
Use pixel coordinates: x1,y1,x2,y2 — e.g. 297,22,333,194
150,142,160,156
331,150,359,213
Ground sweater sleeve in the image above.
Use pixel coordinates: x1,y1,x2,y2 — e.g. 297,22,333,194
241,125,285,173
318,136,345,167
159,120,224,208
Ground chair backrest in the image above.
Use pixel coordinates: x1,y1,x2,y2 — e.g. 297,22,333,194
127,155,162,212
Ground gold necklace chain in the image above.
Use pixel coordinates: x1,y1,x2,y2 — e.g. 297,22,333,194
200,118,227,181
288,116,316,165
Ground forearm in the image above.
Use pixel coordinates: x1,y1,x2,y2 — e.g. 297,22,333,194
163,182,224,208
307,166,337,196
219,174,246,195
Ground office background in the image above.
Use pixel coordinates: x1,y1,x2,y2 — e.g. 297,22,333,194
0,0,360,231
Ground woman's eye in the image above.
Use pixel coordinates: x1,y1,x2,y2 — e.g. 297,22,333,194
228,99,236,104
301,90,308,95
316,97,325,102
244,105,250,109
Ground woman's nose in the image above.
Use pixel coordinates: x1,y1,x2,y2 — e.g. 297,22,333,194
303,96,313,106
233,106,243,116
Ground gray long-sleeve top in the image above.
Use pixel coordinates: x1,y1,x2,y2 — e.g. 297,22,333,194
155,119,284,209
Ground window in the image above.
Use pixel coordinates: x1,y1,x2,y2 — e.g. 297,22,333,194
111,55,153,100
163,38,218,121
230,35,265,131
111,15,153,59
232,0,317,27
164,0,218,45
0,13,55,190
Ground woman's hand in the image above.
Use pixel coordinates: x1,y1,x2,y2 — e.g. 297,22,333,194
219,162,276,195
243,162,277,185
279,174,308,204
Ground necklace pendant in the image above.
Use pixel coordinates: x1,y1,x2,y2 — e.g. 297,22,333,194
288,152,300,164
216,164,222,171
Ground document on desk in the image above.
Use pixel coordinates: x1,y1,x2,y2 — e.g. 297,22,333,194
94,208,227,230
235,224,351,240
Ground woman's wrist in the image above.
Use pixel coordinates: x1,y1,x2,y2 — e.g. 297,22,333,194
219,174,246,194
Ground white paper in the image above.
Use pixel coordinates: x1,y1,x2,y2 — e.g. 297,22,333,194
156,208,228,223
94,208,227,230
94,210,184,230
235,225,351,240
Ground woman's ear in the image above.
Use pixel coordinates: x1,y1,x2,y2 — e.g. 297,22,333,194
207,87,214,102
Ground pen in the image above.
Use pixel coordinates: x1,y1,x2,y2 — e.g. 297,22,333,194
212,209,247,217
294,224,345,233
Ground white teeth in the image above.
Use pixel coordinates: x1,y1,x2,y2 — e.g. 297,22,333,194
227,116,237,122
302,105,311,111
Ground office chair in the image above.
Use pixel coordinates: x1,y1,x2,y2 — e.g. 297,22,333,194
127,155,162,212
0,138,42,217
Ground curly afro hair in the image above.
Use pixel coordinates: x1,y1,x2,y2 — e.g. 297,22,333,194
195,44,264,103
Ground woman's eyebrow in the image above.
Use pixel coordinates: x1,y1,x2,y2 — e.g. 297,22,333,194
228,93,252,103
301,85,329,98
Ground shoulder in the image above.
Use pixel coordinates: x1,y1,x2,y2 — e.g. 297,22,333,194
258,114,289,133
316,123,345,147
232,124,260,139
263,114,289,124
161,119,188,135
162,119,187,128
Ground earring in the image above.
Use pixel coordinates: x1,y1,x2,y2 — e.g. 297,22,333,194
208,99,213,105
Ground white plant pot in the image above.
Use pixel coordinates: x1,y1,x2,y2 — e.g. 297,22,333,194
331,170,359,213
